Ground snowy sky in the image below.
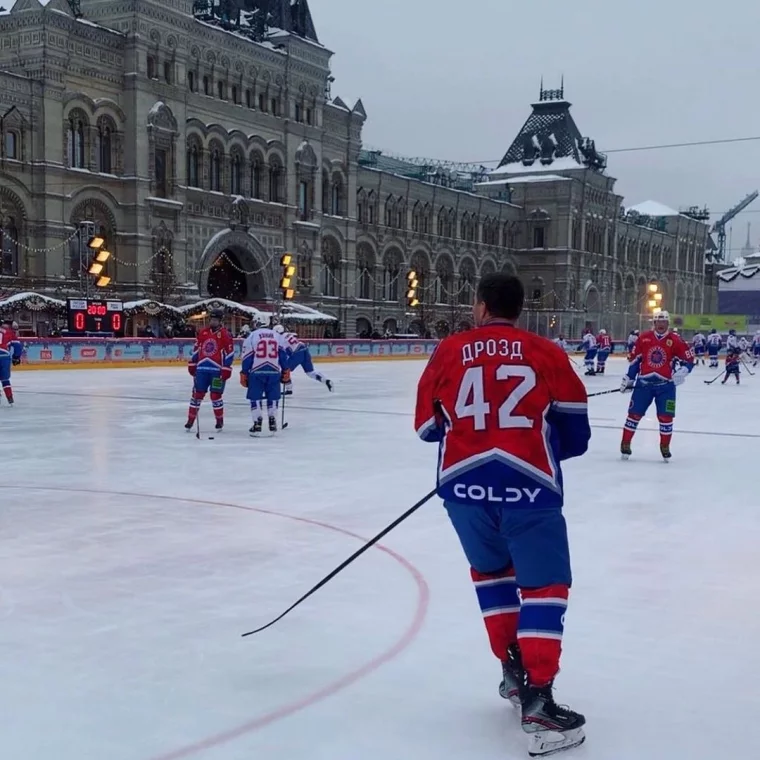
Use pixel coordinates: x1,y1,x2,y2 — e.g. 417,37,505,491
310,0,760,256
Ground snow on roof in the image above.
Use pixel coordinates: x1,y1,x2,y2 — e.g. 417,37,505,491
477,174,571,187
489,157,586,176
626,200,680,217
0,291,65,308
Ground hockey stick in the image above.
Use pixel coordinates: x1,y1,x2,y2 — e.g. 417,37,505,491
704,370,724,385
241,488,437,637
586,388,622,398
281,384,288,429
740,357,756,376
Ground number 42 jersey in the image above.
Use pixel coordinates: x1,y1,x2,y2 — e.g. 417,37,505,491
415,323,591,509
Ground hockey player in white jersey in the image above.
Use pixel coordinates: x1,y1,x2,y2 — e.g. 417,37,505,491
273,324,333,396
692,332,706,365
553,334,568,351
738,335,749,355
726,329,739,352
706,329,722,368
752,330,760,366
240,324,292,435
626,329,639,352
580,330,597,376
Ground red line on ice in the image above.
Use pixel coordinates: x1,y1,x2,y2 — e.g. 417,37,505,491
0,485,431,760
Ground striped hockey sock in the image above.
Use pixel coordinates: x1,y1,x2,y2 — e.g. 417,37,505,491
518,584,569,687
471,567,520,660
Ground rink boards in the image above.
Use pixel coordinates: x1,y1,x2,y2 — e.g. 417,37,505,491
14,337,440,370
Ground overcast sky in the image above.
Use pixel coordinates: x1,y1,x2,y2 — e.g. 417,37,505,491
310,0,760,256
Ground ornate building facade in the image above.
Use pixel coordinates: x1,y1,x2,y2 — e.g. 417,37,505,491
0,0,710,338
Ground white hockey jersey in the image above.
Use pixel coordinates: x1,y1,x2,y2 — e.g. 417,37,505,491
726,334,739,350
582,333,597,350
241,328,291,374
707,333,722,348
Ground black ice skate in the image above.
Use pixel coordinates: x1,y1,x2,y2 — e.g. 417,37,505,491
268,415,278,433
620,441,632,460
499,644,524,708
521,683,586,757
660,443,672,461
215,418,224,431
249,418,263,437
326,379,334,392
184,419,194,431
584,368,595,376
283,382,293,396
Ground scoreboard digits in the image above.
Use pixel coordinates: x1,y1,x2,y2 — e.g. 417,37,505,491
67,298,124,334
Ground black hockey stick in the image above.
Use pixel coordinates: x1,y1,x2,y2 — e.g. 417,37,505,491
241,488,437,637
281,384,289,429
704,370,724,385
740,357,756,376
587,388,622,398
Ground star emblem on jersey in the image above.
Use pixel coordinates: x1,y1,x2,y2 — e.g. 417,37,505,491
647,347,666,368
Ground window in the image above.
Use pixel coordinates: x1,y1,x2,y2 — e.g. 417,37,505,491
246,89,252,108
0,216,18,276
210,148,221,192
203,75,211,95
258,93,266,111
271,98,278,115
533,227,545,248
298,180,309,219
188,71,196,92
147,55,156,79
217,81,225,100
4,131,18,160
251,158,262,198
295,103,302,122
306,108,313,126
269,162,282,202
164,60,172,84
155,148,167,197
67,119,86,169
186,145,199,187
331,178,343,216
232,85,239,105
230,154,242,195
98,124,112,173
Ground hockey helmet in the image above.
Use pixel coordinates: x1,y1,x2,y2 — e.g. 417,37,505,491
598,328,606,335
652,310,670,323
273,324,285,334
710,328,717,334
729,328,736,335
208,308,224,320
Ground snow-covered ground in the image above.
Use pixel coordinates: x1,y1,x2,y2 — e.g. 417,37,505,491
1,357,758,760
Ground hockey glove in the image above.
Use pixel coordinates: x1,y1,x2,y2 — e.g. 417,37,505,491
673,366,689,386
239,372,248,388
188,364,196,377
620,376,634,393
12,357,21,366
281,369,291,384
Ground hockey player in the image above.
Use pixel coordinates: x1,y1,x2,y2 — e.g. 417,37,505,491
752,330,760,366
726,328,739,352
273,324,333,395
626,329,639,352
706,329,722,368
595,329,612,374
619,310,693,460
553,334,568,352
185,309,234,432
580,329,597,375
415,273,591,757
240,324,291,435
692,332,706,365
0,318,22,405
738,335,749,356
722,348,741,385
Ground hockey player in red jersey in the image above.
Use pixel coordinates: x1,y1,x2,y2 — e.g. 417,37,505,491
415,273,591,757
594,328,612,374
0,318,22,405
619,310,693,460
185,309,235,431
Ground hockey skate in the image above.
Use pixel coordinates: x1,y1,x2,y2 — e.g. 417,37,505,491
620,441,632,460
249,418,263,437
584,368,595,376
499,644,524,708
282,382,293,396
268,415,278,434
184,419,194,431
215,418,224,431
521,684,586,757
326,379,334,392
660,444,672,461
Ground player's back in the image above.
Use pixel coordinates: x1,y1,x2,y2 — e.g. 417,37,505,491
243,328,286,373
416,323,589,509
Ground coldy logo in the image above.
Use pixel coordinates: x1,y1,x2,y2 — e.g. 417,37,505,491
453,484,542,503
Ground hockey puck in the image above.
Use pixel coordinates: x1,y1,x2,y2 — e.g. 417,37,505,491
208,436,215,440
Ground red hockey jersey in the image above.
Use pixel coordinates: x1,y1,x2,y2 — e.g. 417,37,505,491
415,321,591,509
597,333,612,351
629,330,693,382
189,326,235,375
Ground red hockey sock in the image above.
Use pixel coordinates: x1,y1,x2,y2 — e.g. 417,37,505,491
622,413,642,445
470,567,520,660
188,391,204,420
2,385,12,402
210,391,224,420
517,584,569,687
657,414,673,448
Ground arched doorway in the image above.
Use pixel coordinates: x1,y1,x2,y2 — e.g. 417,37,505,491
355,316,372,337
198,229,273,302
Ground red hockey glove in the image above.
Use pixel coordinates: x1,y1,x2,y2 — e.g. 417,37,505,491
220,366,232,382
281,369,291,384
188,364,196,377
239,372,248,388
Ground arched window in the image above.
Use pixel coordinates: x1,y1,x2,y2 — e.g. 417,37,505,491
322,170,330,214
217,80,225,99
98,122,113,174
164,60,172,84
147,55,156,79
383,251,402,302
188,70,196,92
186,143,199,187
246,89,252,108
230,152,242,195
269,160,283,203
203,75,211,95
250,155,263,199
4,131,18,160
331,176,344,216
356,244,374,300
385,196,395,227
396,200,405,229
67,117,86,169
210,148,221,192
232,85,239,105
321,238,341,297
0,216,19,276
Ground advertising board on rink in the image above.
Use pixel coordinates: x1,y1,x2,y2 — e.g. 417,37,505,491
15,339,440,370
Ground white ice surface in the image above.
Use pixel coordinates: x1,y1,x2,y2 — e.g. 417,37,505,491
2,358,760,760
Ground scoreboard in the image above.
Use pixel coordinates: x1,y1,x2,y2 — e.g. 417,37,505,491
67,298,124,334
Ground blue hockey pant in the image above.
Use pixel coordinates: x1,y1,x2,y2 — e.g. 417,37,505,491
584,348,597,368
246,371,281,417
0,356,11,386
288,346,315,374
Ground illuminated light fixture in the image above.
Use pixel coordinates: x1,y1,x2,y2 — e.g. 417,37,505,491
89,262,104,275
280,253,296,300
96,276,111,288
88,236,105,250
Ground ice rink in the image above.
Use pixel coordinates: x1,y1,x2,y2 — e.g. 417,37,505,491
2,356,759,760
